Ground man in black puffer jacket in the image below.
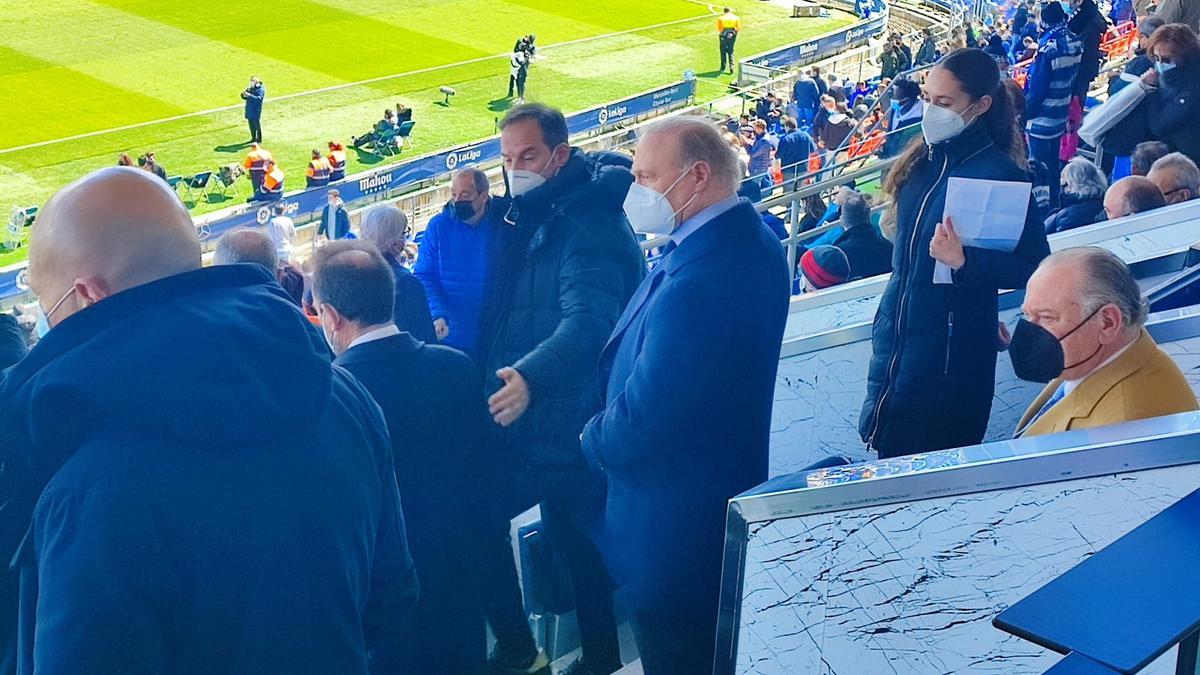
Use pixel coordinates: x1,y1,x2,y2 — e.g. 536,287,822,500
476,104,645,675
1068,0,1109,97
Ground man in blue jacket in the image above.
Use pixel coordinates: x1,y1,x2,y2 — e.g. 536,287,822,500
318,189,351,240
0,167,418,675
775,116,815,190
1026,1,1082,206
792,72,822,128
316,240,489,674
360,205,437,344
582,116,790,674
478,104,645,675
241,76,265,143
413,167,497,360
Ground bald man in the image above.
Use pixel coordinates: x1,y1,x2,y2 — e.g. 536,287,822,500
1103,175,1166,221
0,167,417,674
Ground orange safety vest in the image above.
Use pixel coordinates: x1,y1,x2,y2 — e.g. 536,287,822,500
263,164,285,192
327,149,346,172
243,148,273,173
307,157,331,181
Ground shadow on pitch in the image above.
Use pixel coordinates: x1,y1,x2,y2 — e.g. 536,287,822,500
488,97,514,112
215,141,254,153
351,147,387,165
696,69,731,79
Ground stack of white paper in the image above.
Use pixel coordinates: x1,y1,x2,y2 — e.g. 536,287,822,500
933,177,1033,284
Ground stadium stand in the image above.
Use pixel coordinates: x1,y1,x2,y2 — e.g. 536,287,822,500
13,1,1200,674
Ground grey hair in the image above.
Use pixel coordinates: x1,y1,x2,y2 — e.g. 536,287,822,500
214,228,277,271
454,166,491,195
1061,157,1108,201
359,205,409,252
641,116,742,191
1149,152,1200,194
1044,246,1148,328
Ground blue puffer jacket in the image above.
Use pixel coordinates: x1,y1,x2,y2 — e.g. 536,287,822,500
413,204,498,358
482,150,646,472
859,122,1050,458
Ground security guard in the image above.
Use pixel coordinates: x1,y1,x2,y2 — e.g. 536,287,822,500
251,159,284,203
306,149,332,188
242,143,274,192
717,7,742,74
327,141,347,182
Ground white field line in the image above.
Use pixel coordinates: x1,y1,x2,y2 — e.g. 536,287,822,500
0,6,717,156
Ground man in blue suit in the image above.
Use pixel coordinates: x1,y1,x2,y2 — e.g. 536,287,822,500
315,240,489,674
242,76,265,143
582,117,790,674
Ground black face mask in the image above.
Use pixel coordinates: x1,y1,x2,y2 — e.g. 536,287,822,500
1009,307,1104,383
453,199,475,221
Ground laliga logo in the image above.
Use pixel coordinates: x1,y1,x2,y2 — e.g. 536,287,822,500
599,105,628,125
446,148,483,171
14,268,28,292
255,206,271,225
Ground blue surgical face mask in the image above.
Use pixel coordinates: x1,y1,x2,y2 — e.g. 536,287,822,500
1156,60,1177,76
35,287,77,338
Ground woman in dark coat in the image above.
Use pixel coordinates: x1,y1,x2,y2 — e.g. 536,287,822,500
859,49,1050,458
1104,25,1200,168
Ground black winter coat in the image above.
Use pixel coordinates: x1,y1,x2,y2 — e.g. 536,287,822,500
1068,0,1108,96
1105,63,1200,164
834,224,894,280
482,150,646,472
1045,195,1104,234
859,123,1051,458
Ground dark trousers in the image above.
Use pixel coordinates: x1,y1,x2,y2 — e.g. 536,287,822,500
719,36,736,72
477,465,621,672
508,74,516,97
247,117,262,143
515,72,527,99
629,603,718,675
1029,133,1063,208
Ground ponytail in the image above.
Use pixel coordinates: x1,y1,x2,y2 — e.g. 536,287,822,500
883,49,1027,206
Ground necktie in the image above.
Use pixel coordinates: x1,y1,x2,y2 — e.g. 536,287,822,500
1019,382,1067,436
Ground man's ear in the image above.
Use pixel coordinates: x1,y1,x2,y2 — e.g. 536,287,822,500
1098,303,1125,343
73,277,111,308
321,303,345,332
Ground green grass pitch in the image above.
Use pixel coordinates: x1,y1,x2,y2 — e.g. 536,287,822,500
0,0,854,266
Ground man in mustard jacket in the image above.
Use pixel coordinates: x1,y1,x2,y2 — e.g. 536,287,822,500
1010,247,1197,438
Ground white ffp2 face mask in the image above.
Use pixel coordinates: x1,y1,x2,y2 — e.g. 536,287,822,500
622,164,699,236
922,103,973,145
507,150,560,197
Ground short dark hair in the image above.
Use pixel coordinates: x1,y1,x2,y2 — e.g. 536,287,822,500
312,240,395,327
1132,141,1171,176
500,103,569,150
840,192,873,228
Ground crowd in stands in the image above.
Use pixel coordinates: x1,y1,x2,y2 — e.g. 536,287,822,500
727,0,1200,296
9,0,1200,672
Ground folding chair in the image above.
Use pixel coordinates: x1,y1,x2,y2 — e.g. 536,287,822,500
397,121,416,149
181,171,213,202
166,176,183,193
374,127,400,156
211,169,239,200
